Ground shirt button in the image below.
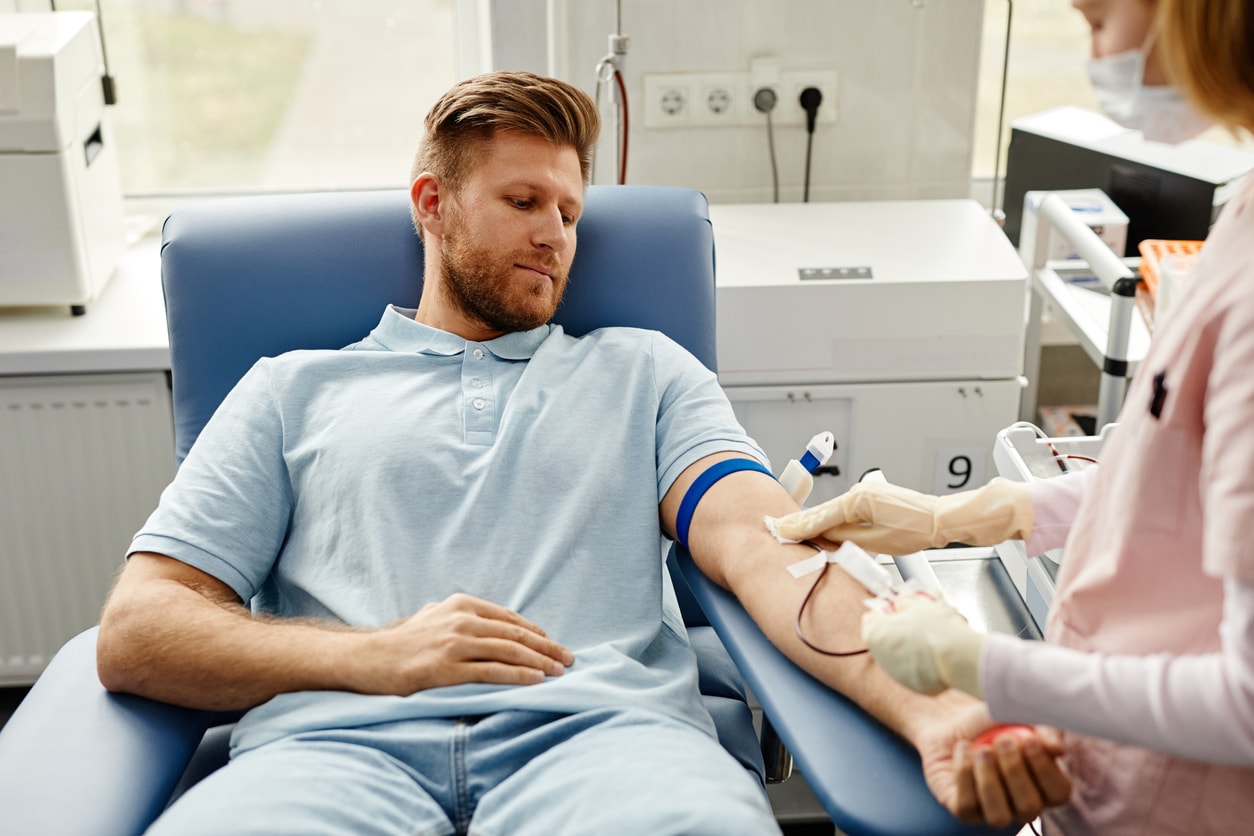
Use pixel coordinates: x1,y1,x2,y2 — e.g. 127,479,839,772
472,348,485,360
472,398,486,410
471,378,484,389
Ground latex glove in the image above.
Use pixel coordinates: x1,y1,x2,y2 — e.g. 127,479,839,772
861,591,989,698
772,478,1033,555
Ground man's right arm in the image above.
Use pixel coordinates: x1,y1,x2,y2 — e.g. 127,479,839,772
96,552,572,711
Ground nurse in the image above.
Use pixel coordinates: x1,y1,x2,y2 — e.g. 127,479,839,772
774,0,1254,833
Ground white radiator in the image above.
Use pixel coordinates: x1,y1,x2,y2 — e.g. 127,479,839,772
0,372,174,685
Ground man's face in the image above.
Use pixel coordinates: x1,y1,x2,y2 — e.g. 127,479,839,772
438,131,584,335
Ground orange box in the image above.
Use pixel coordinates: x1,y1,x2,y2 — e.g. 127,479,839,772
1137,239,1204,329
1138,239,1204,298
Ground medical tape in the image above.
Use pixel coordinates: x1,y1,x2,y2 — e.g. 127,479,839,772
675,458,774,549
786,549,830,578
786,541,897,598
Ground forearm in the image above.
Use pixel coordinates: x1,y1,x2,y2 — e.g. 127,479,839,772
717,538,962,746
983,576,1254,765
98,565,365,711
677,462,963,746
1024,465,1097,556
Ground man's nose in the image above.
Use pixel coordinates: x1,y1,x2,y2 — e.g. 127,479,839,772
531,206,569,252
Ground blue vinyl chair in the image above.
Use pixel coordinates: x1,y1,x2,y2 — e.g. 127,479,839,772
0,186,1012,836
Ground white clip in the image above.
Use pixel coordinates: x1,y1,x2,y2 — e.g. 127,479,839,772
830,541,897,597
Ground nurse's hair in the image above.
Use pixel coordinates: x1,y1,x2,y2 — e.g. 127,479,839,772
410,71,600,197
1156,0,1254,132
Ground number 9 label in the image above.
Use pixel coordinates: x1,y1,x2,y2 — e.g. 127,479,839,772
932,447,989,494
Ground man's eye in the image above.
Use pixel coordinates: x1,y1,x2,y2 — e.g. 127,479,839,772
511,198,531,209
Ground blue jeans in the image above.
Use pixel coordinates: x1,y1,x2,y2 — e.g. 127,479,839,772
149,707,780,835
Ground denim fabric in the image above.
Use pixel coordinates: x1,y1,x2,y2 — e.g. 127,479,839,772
149,707,779,836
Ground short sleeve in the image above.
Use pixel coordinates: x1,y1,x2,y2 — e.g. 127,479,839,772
128,360,294,602
650,332,768,501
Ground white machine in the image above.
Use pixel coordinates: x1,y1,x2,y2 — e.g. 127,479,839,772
993,422,1114,629
0,11,124,315
711,199,1028,504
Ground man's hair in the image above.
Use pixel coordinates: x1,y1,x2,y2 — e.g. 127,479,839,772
1157,0,1254,132
410,71,601,198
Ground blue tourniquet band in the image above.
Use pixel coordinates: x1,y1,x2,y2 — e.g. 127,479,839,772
675,458,775,549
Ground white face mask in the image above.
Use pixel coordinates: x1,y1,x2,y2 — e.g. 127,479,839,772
1086,47,1212,144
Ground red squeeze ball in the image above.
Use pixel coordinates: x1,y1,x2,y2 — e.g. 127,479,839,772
973,724,1035,748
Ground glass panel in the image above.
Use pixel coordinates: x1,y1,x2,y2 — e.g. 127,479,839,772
973,0,1094,180
973,0,1254,182
62,0,456,195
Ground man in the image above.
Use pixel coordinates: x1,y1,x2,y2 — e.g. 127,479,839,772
98,71,1068,834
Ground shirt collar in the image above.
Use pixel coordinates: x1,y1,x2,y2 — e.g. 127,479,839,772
368,305,553,359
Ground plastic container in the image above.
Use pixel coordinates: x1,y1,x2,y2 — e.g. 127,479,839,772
1137,239,1204,329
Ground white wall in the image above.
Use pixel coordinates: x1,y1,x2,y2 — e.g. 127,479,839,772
477,0,987,204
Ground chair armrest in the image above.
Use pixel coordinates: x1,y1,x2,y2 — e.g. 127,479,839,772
0,627,225,836
674,551,1017,836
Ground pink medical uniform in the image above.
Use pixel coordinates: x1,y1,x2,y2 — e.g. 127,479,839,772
981,174,1254,835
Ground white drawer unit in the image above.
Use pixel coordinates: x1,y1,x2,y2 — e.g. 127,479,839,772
711,199,1029,499
726,378,1023,503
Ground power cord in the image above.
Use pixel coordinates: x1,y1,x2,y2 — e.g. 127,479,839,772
800,87,822,202
753,87,779,203
52,0,117,104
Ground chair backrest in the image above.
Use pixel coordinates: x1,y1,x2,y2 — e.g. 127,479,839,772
160,185,718,465
158,185,762,783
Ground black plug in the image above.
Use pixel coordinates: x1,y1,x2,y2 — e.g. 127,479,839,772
753,87,777,114
800,86,822,133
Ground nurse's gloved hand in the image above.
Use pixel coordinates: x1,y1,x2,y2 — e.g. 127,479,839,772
772,478,1033,555
861,590,988,698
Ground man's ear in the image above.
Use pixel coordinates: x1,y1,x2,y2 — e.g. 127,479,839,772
411,172,446,240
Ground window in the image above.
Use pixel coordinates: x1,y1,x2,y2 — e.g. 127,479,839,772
972,0,1095,181
61,0,456,195
973,0,1253,186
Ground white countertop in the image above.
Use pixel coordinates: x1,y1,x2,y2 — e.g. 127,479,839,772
709,199,1027,287
0,228,169,375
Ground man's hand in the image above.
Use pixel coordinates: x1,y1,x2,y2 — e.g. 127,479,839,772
358,593,574,695
915,695,1071,828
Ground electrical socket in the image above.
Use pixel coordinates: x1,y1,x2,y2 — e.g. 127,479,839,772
643,69,838,129
778,70,839,128
643,73,692,128
692,72,745,127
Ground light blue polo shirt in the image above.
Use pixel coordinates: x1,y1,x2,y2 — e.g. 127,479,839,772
131,306,767,754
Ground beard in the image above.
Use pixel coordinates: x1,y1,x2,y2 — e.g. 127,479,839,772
439,220,570,334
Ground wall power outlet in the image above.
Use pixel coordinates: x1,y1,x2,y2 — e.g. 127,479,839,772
643,70,838,130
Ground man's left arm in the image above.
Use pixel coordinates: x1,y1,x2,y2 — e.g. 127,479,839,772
660,451,1071,827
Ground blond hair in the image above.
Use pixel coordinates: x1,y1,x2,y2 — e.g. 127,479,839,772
410,71,600,197
1156,0,1254,132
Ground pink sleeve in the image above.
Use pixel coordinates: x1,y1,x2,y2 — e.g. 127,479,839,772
981,575,1254,765
1023,465,1098,557
1200,263,1254,581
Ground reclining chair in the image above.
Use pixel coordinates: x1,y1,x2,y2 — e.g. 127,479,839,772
0,186,1012,836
